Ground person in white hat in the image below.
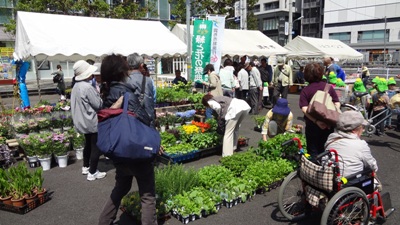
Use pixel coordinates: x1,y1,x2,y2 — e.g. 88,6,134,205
70,60,106,181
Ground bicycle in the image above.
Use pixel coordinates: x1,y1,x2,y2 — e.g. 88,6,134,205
277,138,395,225
341,91,392,136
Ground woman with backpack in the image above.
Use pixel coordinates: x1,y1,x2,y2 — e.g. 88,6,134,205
299,63,340,159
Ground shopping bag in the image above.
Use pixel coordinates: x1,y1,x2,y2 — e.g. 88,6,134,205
97,92,160,161
307,84,340,127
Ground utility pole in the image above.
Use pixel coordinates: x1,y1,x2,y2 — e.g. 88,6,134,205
240,0,247,30
186,0,191,80
383,16,387,69
288,0,293,41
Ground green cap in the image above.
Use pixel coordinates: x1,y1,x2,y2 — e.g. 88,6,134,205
376,78,388,92
353,78,366,92
388,77,396,85
328,71,337,84
336,78,346,87
372,76,380,84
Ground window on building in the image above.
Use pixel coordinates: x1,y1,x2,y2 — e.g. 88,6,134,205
329,32,351,44
263,18,278,31
253,4,260,13
0,8,12,25
264,1,279,11
357,30,389,43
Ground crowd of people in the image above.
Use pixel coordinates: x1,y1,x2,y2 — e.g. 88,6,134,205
55,54,400,225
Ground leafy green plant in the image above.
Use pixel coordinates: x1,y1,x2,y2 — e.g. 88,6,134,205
197,165,234,189
0,169,11,197
157,116,168,127
37,117,51,130
205,118,218,132
190,132,220,149
241,159,294,189
187,93,204,105
252,115,265,128
220,151,264,176
163,143,196,155
253,133,307,163
160,131,177,147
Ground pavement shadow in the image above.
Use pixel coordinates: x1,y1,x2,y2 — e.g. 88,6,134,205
267,202,322,225
115,211,170,225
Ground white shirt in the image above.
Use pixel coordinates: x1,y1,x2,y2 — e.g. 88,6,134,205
208,98,251,120
238,68,249,90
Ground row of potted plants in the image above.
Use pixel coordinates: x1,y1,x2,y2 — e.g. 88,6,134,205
0,163,47,209
18,129,85,171
121,133,307,223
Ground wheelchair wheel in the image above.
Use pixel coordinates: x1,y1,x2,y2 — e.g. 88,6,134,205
278,171,308,221
321,187,370,225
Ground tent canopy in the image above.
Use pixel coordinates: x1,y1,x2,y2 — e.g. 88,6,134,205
171,24,288,57
284,36,363,60
14,11,187,61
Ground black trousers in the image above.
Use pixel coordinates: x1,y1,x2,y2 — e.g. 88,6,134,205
272,82,289,106
98,161,157,225
83,133,101,174
373,109,386,134
305,120,334,160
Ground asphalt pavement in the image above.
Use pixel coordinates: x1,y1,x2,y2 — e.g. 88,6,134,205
0,93,399,225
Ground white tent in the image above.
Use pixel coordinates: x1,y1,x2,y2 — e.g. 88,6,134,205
14,11,187,61
171,24,288,57
284,36,363,60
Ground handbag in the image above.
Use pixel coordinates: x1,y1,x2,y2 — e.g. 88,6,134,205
306,84,340,127
97,91,160,161
53,74,62,83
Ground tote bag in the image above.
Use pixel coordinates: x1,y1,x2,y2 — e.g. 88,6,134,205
306,84,340,127
97,92,160,161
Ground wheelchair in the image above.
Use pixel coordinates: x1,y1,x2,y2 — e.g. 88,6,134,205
277,138,395,225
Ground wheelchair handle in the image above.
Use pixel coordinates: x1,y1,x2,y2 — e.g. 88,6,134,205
281,137,303,150
316,149,339,162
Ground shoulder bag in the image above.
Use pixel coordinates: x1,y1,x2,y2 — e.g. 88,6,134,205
97,77,160,161
306,84,340,127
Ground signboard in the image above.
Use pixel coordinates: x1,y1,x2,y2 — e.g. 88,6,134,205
191,20,213,82
207,15,226,74
234,1,240,18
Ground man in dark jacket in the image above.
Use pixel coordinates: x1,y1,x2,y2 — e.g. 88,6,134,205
257,58,273,107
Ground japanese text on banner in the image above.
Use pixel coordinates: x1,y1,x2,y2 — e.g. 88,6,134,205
191,20,212,82
207,15,225,74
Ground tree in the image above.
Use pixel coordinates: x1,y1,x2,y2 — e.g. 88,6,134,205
168,0,258,30
3,0,157,35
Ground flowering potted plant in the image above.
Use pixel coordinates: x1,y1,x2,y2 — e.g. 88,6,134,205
52,133,71,168
30,132,53,171
50,116,64,131
63,115,73,131
72,131,85,160
37,117,51,132
13,121,29,135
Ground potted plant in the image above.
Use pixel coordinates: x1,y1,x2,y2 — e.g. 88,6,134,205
50,114,64,132
184,115,195,124
72,131,85,160
32,168,47,204
175,116,183,127
52,133,71,168
166,114,177,129
18,134,40,168
37,117,51,133
157,116,167,132
0,169,12,205
252,115,265,130
13,120,29,136
32,132,53,171
8,163,28,206
63,112,73,131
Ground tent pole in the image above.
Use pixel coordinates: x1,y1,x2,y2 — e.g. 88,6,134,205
33,56,42,100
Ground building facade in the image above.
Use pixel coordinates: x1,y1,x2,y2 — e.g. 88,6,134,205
301,0,324,38
323,0,400,64
254,0,302,46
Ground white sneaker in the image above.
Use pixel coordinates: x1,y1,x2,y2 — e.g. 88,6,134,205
82,167,89,175
87,170,106,181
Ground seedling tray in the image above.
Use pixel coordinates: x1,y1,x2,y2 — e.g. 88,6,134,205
0,192,51,214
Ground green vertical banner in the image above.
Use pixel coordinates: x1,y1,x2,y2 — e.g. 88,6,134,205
191,20,213,82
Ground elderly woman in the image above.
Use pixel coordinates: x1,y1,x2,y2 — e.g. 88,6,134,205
299,63,340,159
325,111,378,178
202,94,250,157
